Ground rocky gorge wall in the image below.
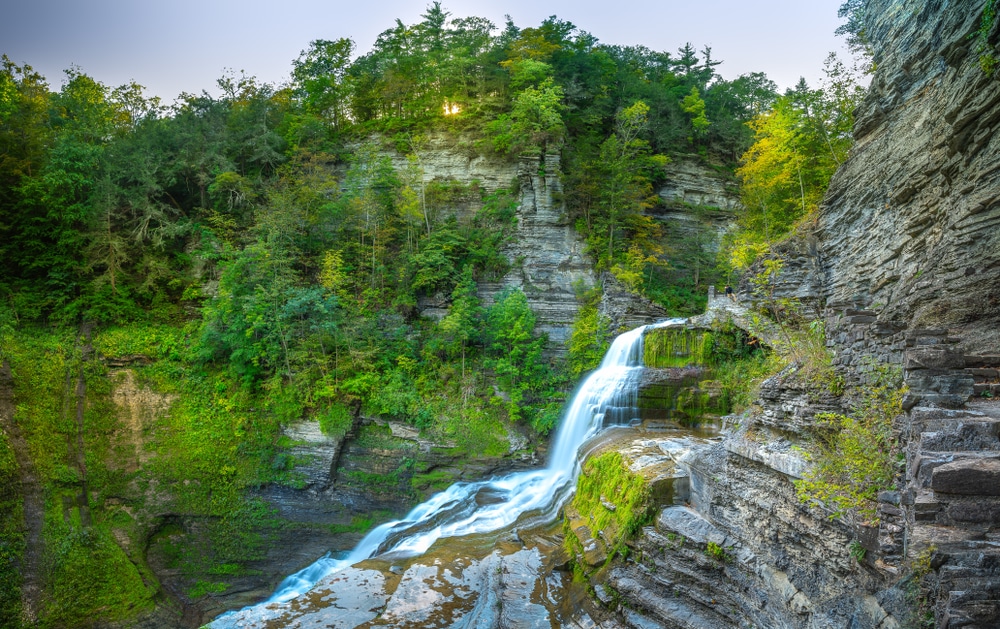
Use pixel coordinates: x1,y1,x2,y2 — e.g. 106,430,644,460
589,1,1000,628
395,136,737,349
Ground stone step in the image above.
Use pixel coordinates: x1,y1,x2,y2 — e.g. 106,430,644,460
932,458,1000,496
974,383,1000,398
906,328,950,338
935,497,1000,526
913,452,1000,489
967,367,1000,382
910,407,993,432
919,421,1000,452
906,335,962,347
943,590,1000,629
914,490,941,521
908,522,1000,554
966,355,1000,368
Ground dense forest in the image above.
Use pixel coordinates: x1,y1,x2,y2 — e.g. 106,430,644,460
0,3,867,627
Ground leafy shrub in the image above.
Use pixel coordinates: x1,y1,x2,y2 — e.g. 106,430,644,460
795,365,903,522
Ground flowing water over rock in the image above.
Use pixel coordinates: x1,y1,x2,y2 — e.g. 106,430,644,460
213,320,696,628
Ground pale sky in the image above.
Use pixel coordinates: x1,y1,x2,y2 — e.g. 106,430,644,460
2,0,850,102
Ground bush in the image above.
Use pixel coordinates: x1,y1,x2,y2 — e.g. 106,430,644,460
795,365,903,522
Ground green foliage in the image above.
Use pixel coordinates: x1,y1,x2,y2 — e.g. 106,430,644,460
972,0,999,76
486,78,566,156
795,365,904,522
713,351,786,414
40,521,155,627
484,288,549,419
836,0,871,60
681,86,710,137
568,101,668,284
92,324,183,359
566,287,610,377
0,431,25,628
724,56,864,274
317,402,353,439
848,539,867,562
705,541,730,562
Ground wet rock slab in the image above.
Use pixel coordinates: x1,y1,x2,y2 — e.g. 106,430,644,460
214,548,568,628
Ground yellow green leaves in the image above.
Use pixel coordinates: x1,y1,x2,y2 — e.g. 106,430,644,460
681,86,710,136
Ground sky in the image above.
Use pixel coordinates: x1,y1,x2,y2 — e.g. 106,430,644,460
2,0,850,102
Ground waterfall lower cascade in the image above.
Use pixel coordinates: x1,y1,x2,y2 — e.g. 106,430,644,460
213,320,684,628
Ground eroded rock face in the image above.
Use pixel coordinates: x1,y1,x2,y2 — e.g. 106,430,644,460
817,0,1000,352
479,154,597,354
657,159,741,212
602,434,910,629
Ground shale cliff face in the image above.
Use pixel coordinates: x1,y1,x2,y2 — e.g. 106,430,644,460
818,0,1000,350
593,2,1000,628
386,136,597,353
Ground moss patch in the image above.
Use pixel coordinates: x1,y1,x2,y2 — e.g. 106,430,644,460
567,451,654,565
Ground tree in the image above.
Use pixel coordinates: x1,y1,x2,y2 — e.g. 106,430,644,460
486,77,565,156
681,86,710,138
728,56,864,277
484,288,547,418
438,266,481,379
581,101,668,284
292,38,355,129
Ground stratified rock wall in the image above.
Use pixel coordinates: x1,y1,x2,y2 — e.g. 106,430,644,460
478,154,596,353
818,0,1000,351
601,3,1000,627
386,137,597,354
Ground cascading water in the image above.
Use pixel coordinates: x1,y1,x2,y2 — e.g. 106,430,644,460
212,320,684,627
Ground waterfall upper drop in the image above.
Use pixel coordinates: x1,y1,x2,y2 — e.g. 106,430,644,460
212,320,683,627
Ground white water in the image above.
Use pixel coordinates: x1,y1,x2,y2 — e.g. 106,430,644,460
213,320,683,624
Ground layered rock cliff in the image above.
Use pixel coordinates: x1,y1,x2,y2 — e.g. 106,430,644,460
591,1,1000,628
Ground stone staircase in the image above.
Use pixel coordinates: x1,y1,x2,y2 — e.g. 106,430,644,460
967,355,1000,400
903,401,1000,627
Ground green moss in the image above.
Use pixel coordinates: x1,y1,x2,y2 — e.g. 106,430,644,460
410,469,458,493
1,324,289,626
328,514,378,535
353,423,414,451
187,580,228,598
569,451,654,560
343,470,404,495
0,432,25,628
40,518,155,627
643,328,710,368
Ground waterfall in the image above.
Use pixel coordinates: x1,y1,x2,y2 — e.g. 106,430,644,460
212,320,683,625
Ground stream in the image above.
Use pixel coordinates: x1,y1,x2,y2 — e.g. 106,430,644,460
212,319,713,628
